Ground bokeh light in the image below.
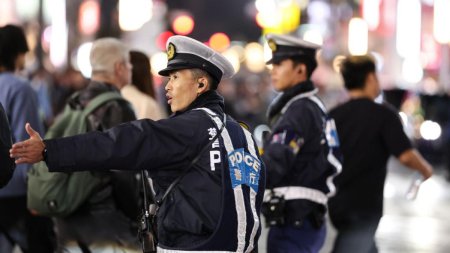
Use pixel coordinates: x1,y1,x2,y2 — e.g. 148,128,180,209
76,42,93,78
150,52,168,76
156,31,174,50
420,120,441,141
209,33,230,52
245,42,266,73
118,0,153,31
348,17,368,55
222,48,241,73
78,0,100,35
172,15,194,35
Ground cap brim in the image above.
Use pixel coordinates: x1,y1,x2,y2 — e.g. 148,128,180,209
266,56,284,65
158,65,189,76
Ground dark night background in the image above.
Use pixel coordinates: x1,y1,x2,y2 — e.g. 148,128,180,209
165,0,261,42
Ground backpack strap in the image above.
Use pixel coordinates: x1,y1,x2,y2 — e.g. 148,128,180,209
82,92,126,118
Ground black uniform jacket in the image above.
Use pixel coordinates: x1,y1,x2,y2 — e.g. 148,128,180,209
263,81,337,225
44,90,266,252
0,102,14,188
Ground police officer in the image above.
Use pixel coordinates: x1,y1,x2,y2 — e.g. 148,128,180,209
11,35,266,252
261,34,341,253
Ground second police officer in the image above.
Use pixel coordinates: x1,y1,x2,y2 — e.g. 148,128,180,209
11,35,266,252
261,34,342,253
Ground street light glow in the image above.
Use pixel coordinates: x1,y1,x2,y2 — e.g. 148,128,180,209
396,0,421,58
118,0,153,31
348,18,368,56
150,52,168,76
76,42,93,78
433,0,450,44
362,0,381,31
245,42,265,73
172,15,194,35
49,0,68,69
419,120,441,141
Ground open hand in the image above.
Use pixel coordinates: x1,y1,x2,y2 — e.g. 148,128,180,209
10,123,45,164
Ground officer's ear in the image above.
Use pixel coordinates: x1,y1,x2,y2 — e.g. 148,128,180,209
197,77,208,92
297,64,306,75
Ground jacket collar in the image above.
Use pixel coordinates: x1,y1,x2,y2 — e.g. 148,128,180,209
267,80,316,120
69,81,120,109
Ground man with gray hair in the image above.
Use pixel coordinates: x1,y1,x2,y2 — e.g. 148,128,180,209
52,37,139,252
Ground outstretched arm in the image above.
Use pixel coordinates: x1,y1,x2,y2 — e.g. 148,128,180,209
9,123,45,164
398,148,433,180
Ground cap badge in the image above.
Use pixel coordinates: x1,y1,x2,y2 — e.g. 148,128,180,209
268,39,277,52
167,43,176,60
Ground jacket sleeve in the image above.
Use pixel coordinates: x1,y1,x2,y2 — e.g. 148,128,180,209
0,103,14,188
44,111,210,177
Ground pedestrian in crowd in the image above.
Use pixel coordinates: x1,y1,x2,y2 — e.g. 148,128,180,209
261,33,341,253
45,37,140,252
0,102,15,188
11,35,266,252
328,55,433,253
0,23,55,253
121,50,166,120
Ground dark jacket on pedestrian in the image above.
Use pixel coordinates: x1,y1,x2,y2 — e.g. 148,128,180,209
0,102,14,188
54,81,139,250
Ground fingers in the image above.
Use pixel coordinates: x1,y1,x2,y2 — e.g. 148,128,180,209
10,142,26,164
10,141,26,157
11,150,43,164
9,136,45,165
14,155,33,165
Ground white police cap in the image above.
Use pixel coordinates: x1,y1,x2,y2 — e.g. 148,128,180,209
158,35,235,83
266,34,320,64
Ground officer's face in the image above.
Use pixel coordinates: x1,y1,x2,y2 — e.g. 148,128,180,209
165,69,199,112
270,59,304,92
